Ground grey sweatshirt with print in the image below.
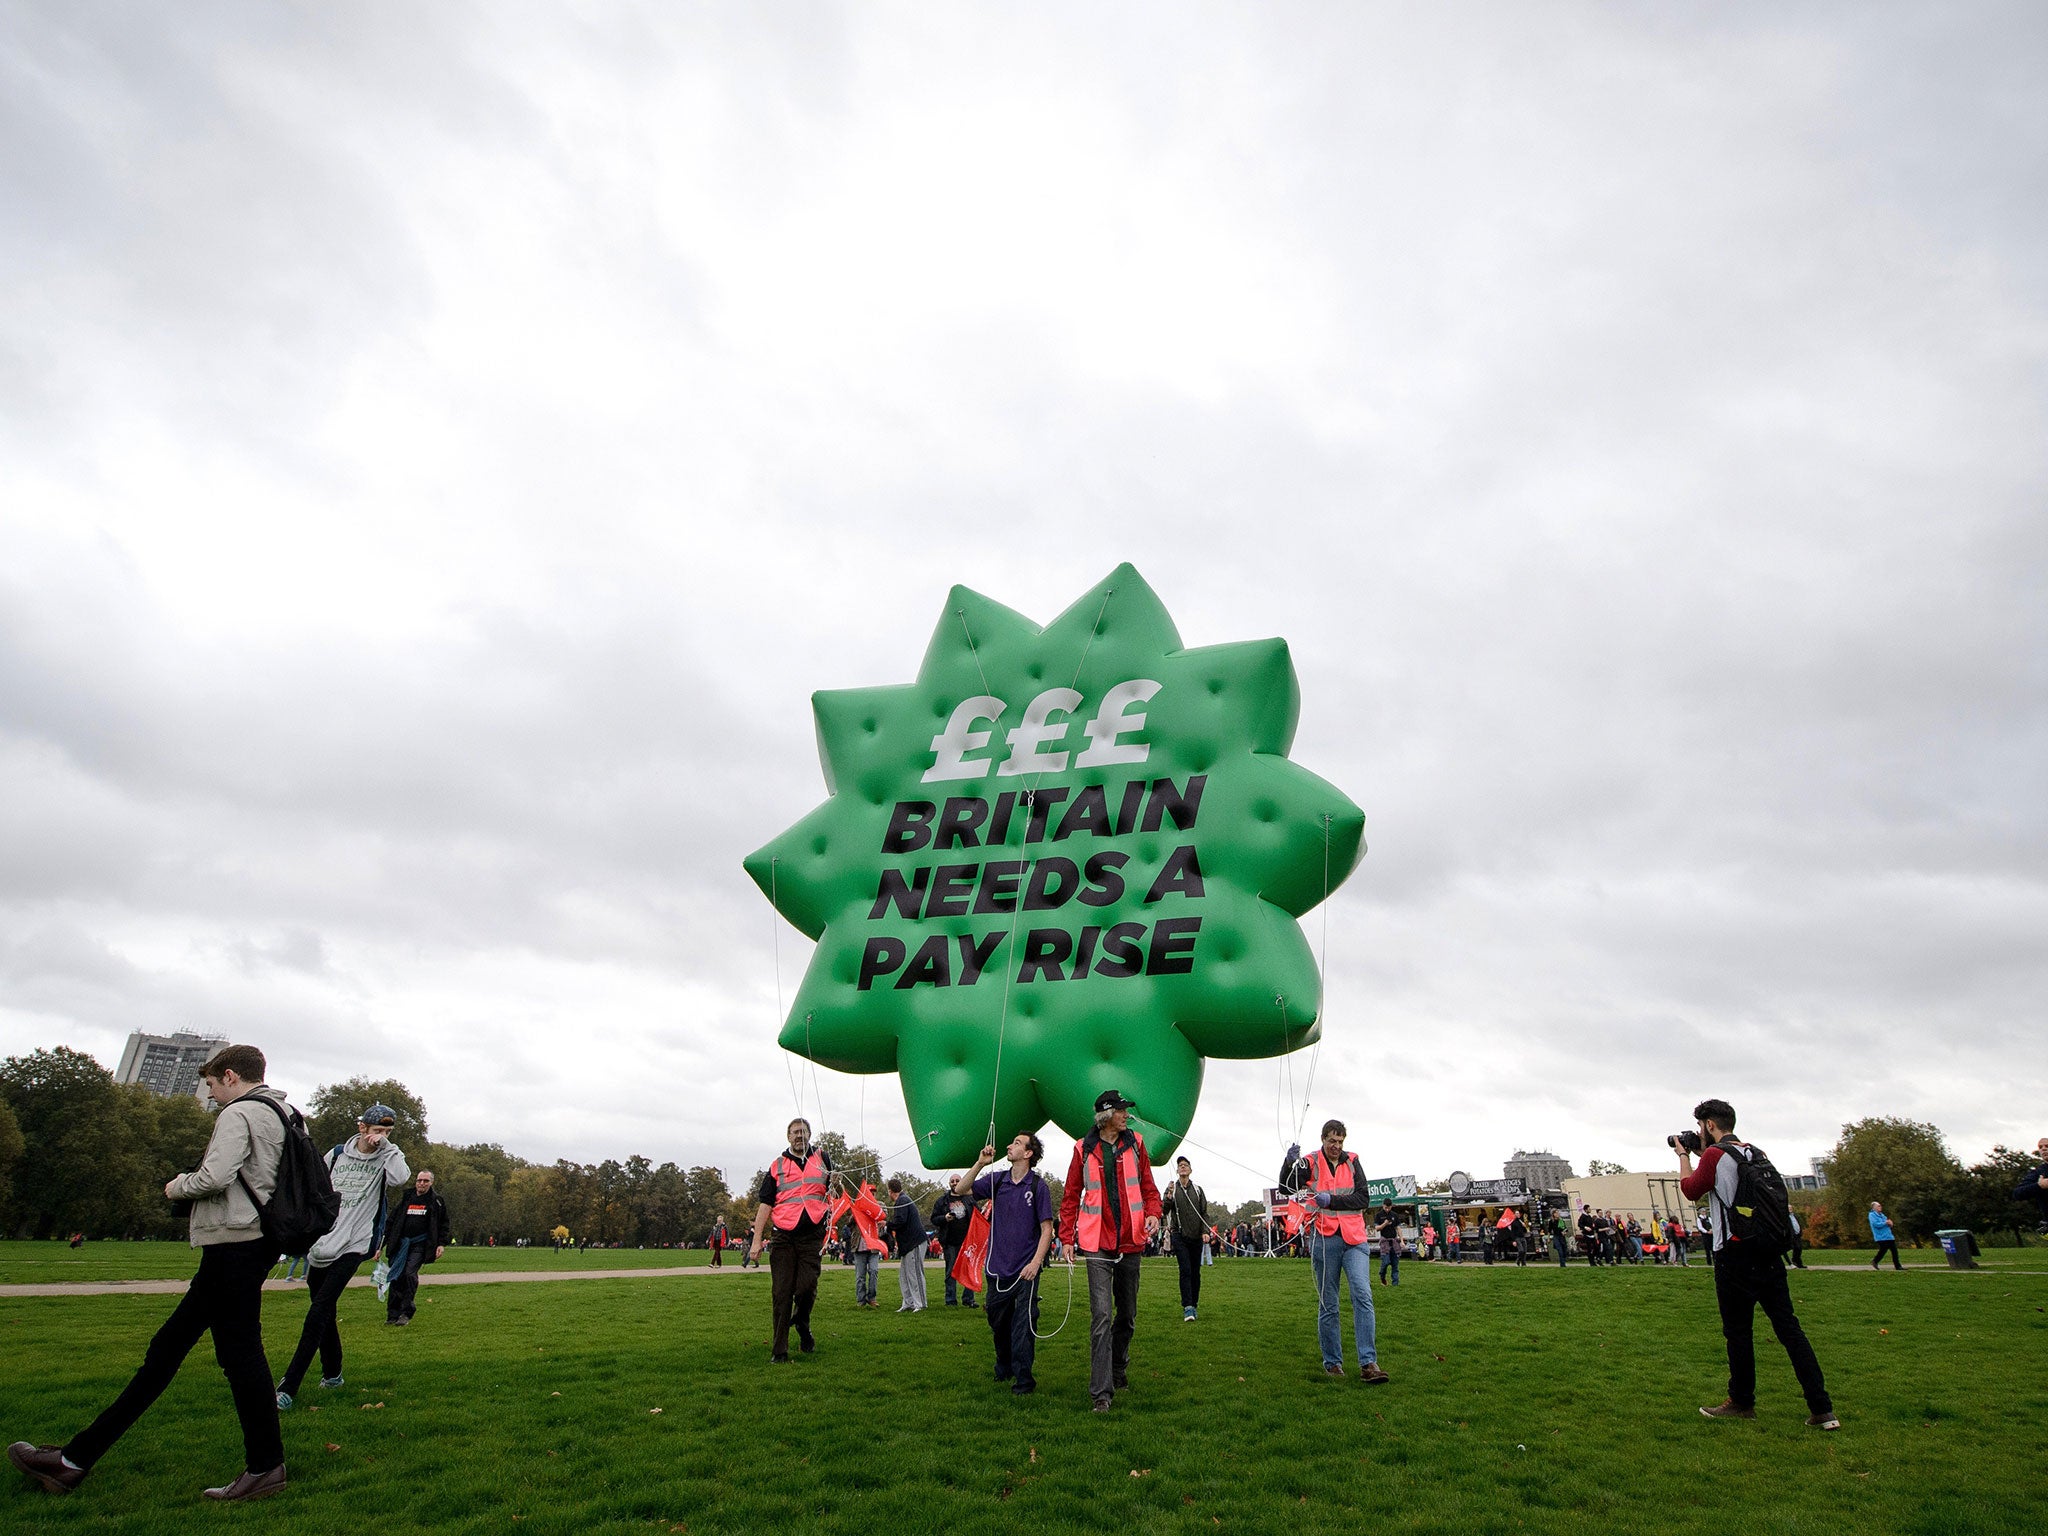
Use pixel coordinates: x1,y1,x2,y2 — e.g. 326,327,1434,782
308,1134,412,1266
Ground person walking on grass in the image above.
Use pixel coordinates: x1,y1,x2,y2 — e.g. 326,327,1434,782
961,1132,1057,1395
931,1176,977,1309
1164,1155,1212,1321
8,1044,293,1502
709,1217,727,1268
747,1116,832,1362
1374,1199,1401,1286
1058,1089,1162,1412
1280,1119,1389,1386
275,1103,409,1410
1867,1202,1903,1271
1676,1098,1838,1431
382,1169,449,1325
887,1176,928,1312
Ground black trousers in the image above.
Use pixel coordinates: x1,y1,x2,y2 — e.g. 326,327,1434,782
940,1241,976,1305
1174,1236,1202,1308
66,1238,284,1475
387,1242,429,1321
1870,1240,1902,1270
984,1272,1039,1385
279,1251,365,1395
767,1236,821,1359
1713,1242,1832,1413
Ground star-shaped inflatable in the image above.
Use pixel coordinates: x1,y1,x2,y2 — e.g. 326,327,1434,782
745,564,1363,1166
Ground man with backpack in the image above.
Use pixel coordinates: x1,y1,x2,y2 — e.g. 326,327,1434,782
8,1043,322,1501
275,1103,410,1408
1675,1097,1838,1431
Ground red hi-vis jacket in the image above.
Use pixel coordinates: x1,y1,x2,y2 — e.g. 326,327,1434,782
769,1149,830,1231
1305,1149,1369,1244
1058,1131,1161,1255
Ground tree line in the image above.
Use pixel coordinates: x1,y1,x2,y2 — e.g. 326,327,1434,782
1798,1116,2036,1248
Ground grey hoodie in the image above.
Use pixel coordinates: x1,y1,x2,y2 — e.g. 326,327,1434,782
309,1133,412,1266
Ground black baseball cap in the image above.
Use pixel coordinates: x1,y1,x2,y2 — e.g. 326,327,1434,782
1094,1089,1138,1113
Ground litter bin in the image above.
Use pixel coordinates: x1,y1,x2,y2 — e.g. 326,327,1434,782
1935,1229,1978,1270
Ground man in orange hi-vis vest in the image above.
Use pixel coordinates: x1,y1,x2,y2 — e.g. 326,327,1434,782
1057,1089,1162,1413
748,1117,834,1364
1279,1119,1389,1384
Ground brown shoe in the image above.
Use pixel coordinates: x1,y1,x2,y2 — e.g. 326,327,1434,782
1323,1363,1345,1377
1805,1411,1841,1431
1699,1400,1756,1420
203,1464,287,1502
1359,1363,1391,1384
8,1443,85,1494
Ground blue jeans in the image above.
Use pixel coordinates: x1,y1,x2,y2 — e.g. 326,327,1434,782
1308,1233,1376,1367
852,1249,880,1304
1378,1244,1399,1285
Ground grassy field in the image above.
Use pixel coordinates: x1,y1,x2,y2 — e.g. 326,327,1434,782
2,1251,2042,1534
0,1241,723,1286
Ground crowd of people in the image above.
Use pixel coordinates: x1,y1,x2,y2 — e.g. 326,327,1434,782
20,1038,2035,1504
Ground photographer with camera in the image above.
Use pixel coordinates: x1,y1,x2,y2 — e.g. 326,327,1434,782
1673,1099,1838,1431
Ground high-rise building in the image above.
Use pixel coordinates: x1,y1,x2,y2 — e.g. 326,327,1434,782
1504,1149,1574,1193
114,1030,228,1101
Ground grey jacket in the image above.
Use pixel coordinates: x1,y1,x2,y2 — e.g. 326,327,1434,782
166,1086,289,1248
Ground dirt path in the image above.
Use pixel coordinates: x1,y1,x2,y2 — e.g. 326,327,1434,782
0,1266,767,1299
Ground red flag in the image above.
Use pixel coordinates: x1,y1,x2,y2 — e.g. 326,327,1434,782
951,1207,991,1293
851,1182,886,1254
1282,1200,1308,1237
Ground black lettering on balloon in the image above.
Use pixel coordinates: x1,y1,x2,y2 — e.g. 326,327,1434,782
1023,787,1072,843
1093,922,1146,978
1140,775,1206,833
1053,784,1111,841
988,791,1019,844
933,797,990,850
1142,845,1205,903
1145,917,1202,975
869,866,931,920
1114,780,1146,837
957,931,1004,986
1077,851,1128,908
972,860,1027,915
1017,928,1073,982
858,936,907,990
926,863,978,918
896,933,954,989
1023,857,1079,911
884,801,937,854
1072,925,1100,975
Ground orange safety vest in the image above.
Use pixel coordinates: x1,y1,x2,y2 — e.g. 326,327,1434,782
1076,1133,1149,1253
770,1149,829,1230
1306,1149,1368,1243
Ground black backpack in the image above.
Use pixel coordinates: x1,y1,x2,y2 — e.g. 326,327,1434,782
1719,1139,1793,1252
236,1095,342,1257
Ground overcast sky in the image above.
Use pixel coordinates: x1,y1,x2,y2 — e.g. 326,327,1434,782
3,3,2042,1206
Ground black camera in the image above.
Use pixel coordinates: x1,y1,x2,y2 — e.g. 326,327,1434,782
1667,1130,1703,1155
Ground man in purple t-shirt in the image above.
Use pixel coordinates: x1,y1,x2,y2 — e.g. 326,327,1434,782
964,1132,1057,1396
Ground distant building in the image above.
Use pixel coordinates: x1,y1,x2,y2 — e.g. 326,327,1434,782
1560,1171,1695,1224
1504,1149,1573,1193
114,1031,227,1102
1786,1158,1830,1192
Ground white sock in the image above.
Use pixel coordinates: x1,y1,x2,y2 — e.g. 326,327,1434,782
59,1454,82,1471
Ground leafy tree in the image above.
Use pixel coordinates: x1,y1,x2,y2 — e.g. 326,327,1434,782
1949,1146,2038,1246
1586,1160,1628,1177
0,1101,24,1208
1822,1117,1961,1244
304,1078,429,1157
0,1046,122,1238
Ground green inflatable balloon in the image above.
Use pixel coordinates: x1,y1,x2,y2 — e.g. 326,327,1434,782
745,564,1363,1167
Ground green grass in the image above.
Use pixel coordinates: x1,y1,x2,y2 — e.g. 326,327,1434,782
2,1254,2043,1534
0,1241,720,1286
